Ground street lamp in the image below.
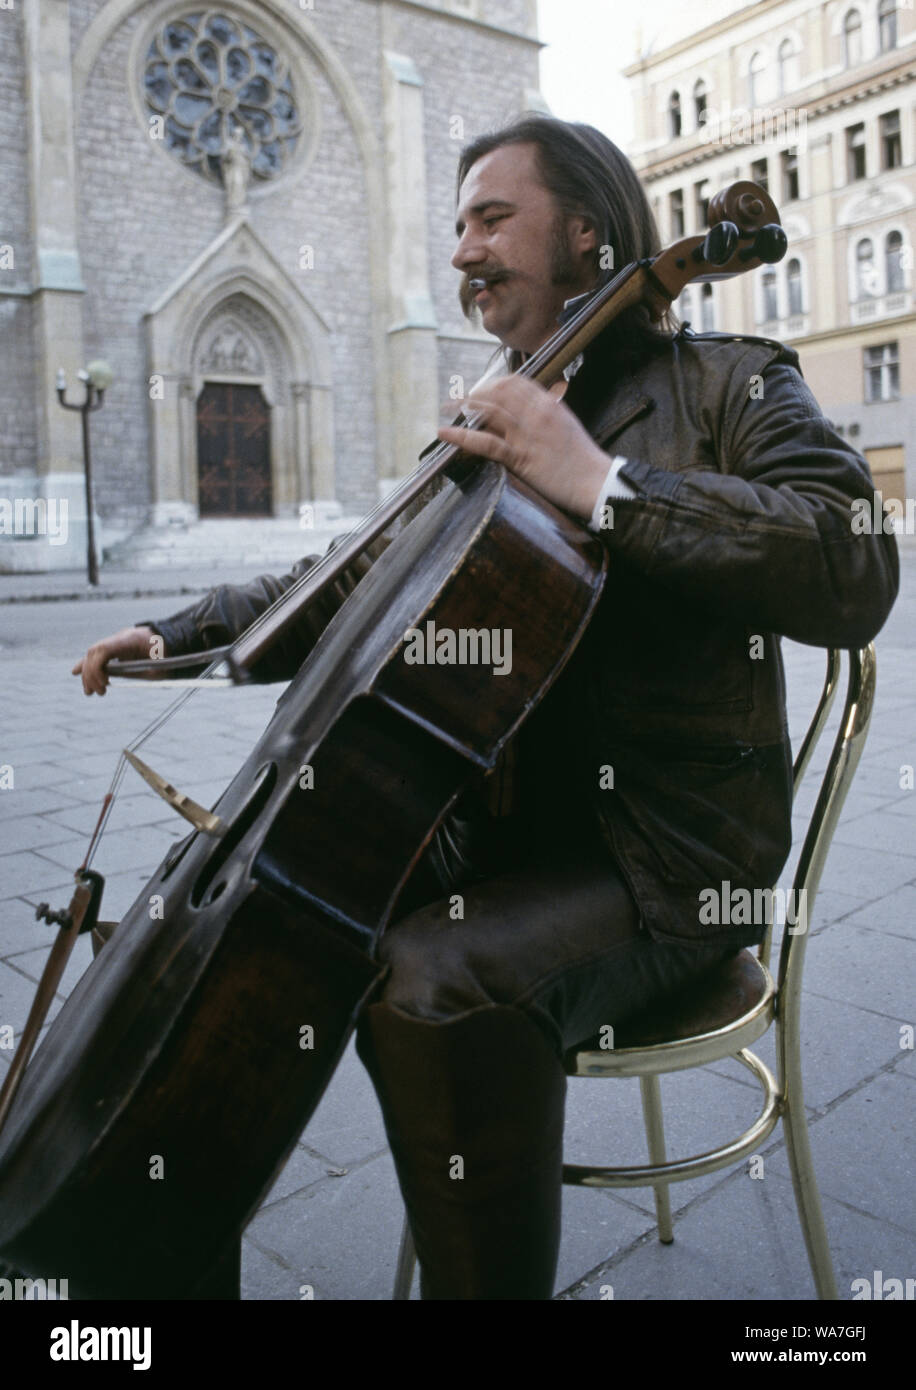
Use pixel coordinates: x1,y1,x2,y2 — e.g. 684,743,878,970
56,360,113,586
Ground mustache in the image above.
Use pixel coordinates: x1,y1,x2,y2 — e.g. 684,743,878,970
459,267,511,318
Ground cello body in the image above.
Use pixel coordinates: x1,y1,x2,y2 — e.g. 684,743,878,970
0,462,605,1297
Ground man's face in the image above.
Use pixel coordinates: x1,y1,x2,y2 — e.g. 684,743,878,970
452,142,597,356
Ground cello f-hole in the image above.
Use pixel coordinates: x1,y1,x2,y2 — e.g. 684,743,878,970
190,762,278,910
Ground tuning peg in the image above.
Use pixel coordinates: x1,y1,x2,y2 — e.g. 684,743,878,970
740,223,788,264
698,220,740,266
755,223,788,263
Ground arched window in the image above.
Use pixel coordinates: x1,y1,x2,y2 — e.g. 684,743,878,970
695,177,711,228
843,9,863,67
878,0,897,53
668,91,682,138
777,39,799,95
781,147,799,202
762,268,778,321
886,230,905,292
748,51,765,107
694,78,708,127
787,258,803,315
700,282,714,331
669,188,684,237
856,238,877,298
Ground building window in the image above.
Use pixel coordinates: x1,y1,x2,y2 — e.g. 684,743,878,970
856,238,878,298
142,11,302,185
886,231,905,292
781,148,799,201
843,9,863,67
846,123,867,181
881,110,902,169
694,178,710,229
750,156,769,191
669,188,685,238
777,39,799,95
748,51,765,107
762,268,778,321
878,0,898,53
679,288,693,324
787,258,803,315
865,342,899,401
700,282,714,331
693,79,708,128
668,91,682,138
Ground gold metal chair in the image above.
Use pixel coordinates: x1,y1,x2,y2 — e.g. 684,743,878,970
392,645,876,1300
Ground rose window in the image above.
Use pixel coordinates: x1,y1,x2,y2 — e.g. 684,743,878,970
143,11,302,184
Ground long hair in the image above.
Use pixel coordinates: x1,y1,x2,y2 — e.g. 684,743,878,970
457,116,676,372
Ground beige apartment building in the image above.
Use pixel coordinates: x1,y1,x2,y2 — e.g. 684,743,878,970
625,0,915,510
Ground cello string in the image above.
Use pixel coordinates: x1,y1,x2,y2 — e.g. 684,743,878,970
82,659,226,871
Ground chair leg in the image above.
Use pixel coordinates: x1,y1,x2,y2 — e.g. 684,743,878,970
393,1213,417,1300
639,1074,673,1244
781,1073,839,1299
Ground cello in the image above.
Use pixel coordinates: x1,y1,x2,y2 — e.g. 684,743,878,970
0,183,786,1298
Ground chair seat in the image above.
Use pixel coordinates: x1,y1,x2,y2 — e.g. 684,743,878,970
566,948,769,1062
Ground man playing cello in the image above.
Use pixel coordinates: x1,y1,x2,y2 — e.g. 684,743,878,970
74,118,898,1299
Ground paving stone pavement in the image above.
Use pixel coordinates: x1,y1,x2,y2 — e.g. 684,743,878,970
0,550,913,1302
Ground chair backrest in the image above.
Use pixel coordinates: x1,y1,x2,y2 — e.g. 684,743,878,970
760,646,876,1025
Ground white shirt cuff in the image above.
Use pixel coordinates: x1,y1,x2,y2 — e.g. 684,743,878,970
588,457,633,532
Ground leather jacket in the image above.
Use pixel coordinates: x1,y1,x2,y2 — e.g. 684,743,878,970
148,326,899,947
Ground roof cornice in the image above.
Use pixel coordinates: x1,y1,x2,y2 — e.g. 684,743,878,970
623,0,786,74
636,64,916,183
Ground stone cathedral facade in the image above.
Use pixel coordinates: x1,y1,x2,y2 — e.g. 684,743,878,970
0,0,543,571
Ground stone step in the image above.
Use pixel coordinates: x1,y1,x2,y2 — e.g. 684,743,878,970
103,517,364,571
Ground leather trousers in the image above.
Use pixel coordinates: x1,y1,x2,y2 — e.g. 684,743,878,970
355,814,735,1299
